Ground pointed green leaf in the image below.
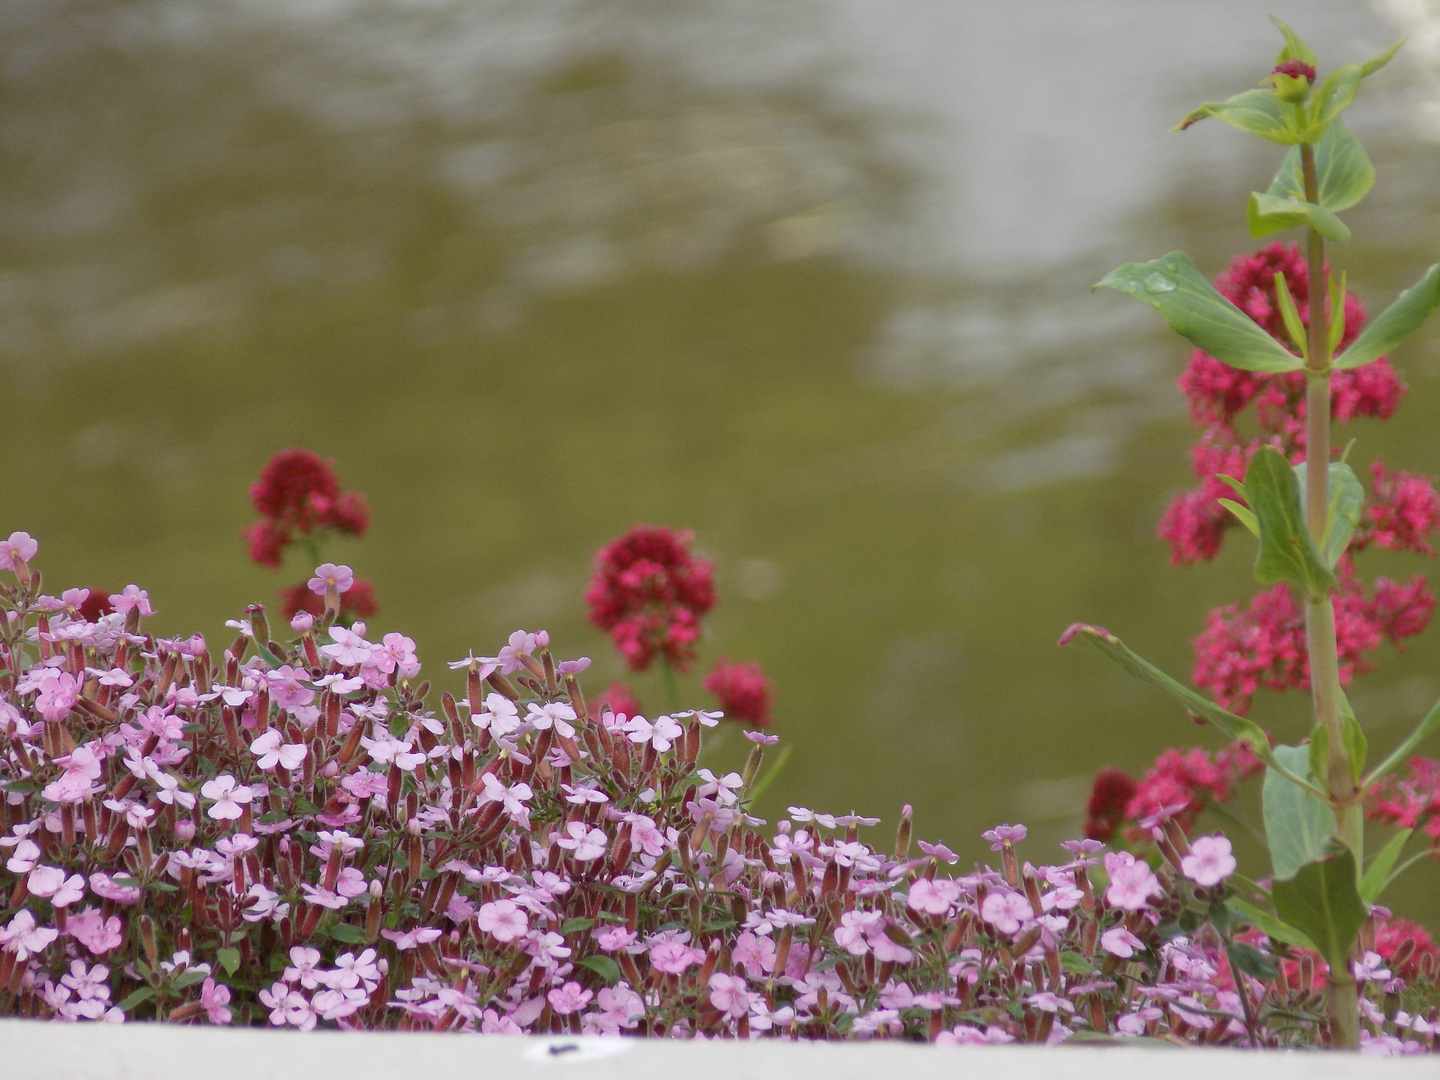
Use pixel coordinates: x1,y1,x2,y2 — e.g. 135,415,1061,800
1218,498,1258,537
578,955,622,984
1248,194,1351,242
1226,897,1319,952
1292,460,1363,567
328,922,367,944
1097,253,1305,373
217,947,241,976
1310,65,1364,131
1227,941,1279,981
1264,745,1337,881
1360,37,1406,79
1329,273,1349,354
1362,692,1440,787
116,986,156,1013
1177,89,1302,144
1272,851,1367,972
1333,264,1440,370
1270,16,1317,69
1359,829,1412,903
1058,623,1322,794
1340,690,1367,780
1244,446,1336,597
1273,273,1309,356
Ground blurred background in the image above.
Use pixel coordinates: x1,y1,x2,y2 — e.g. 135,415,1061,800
3,1,1440,915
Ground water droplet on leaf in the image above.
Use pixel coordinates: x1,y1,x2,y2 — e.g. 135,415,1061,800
1144,272,1176,294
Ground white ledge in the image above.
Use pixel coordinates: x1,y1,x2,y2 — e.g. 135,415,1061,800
1,1019,1434,1080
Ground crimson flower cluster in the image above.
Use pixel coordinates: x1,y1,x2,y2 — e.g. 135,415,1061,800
585,526,715,674
1156,244,1438,715
1084,746,1261,844
242,450,376,623
4,536,1435,1050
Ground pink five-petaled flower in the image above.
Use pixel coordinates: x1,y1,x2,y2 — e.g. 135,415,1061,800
111,584,155,617
907,878,962,916
200,978,233,1024
708,972,752,1020
200,774,254,821
40,744,103,804
554,821,608,862
1101,927,1146,959
979,890,1034,936
1103,851,1162,910
307,563,354,596
546,981,593,1015
67,908,124,955
250,729,307,771
476,773,533,828
981,823,1027,850
0,909,59,960
476,899,529,943
625,714,683,752
1180,834,1237,887
0,531,38,571
648,940,705,975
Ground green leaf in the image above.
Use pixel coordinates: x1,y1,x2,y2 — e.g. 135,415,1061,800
1272,851,1367,972
577,955,622,984
1334,264,1440,370
1329,273,1348,355
116,987,156,1013
1227,941,1279,980
1273,274,1309,356
1359,829,1413,903
1218,498,1258,537
1244,447,1336,598
1096,253,1305,373
1270,16,1317,69
1292,460,1364,568
1310,66,1364,131
1177,89,1302,144
217,948,241,976
1263,744,1337,881
1340,690,1367,781
1362,691,1440,787
1360,38,1405,79
1248,194,1351,243
561,918,595,935
328,923,368,944
1058,623,1322,793
1226,898,1319,952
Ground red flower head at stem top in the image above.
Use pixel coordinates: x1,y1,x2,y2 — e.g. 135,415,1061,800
585,525,716,673
243,449,370,568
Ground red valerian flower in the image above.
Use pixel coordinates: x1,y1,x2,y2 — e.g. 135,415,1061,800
1083,767,1137,842
593,682,643,720
1368,756,1440,843
76,589,114,623
703,657,774,727
243,449,370,568
585,525,716,673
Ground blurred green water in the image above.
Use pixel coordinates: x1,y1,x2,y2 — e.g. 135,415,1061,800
3,1,1440,917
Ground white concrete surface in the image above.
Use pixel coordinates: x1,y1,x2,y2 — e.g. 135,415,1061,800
1,1020,1437,1080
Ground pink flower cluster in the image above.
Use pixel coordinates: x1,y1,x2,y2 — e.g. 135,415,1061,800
1,539,1437,1049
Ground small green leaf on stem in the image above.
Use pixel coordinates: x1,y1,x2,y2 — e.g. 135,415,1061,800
1292,461,1363,568
1270,16,1317,69
217,948,241,976
1273,273,1309,356
1265,745,1337,881
1096,253,1306,373
1333,263,1440,370
1362,693,1440,788
578,955,622,984
1266,120,1375,216
1244,447,1336,598
1218,499,1258,537
1339,690,1367,780
1359,829,1412,903
1177,89,1301,143
1329,273,1348,355
1271,851,1367,974
1227,941,1279,980
1249,195,1350,243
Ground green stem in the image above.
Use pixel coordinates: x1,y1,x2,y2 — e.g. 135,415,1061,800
1301,140,1361,1052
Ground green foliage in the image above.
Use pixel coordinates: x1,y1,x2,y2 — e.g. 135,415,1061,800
1290,460,1363,568
1096,253,1305,373
1272,851,1368,973
1263,745,1336,881
1359,829,1413,903
1255,120,1374,244
1242,447,1335,598
1333,263,1440,370
1226,896,1318,952
578,955,622,984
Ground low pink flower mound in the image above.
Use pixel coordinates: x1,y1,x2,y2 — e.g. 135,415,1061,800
0,535,1436,1052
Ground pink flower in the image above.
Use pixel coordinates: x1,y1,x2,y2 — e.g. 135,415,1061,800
1180,834,1237,887
201,978,233,1024
0,531,38,571
111,585,155,617
1101,926,1145,958
476,900,528,943
625,713,683,752
250,729,307,771
546,981,593,1015
0,909,58,960
41,744,103,803
33,670,80,723
708,972,752,1019
307,563,354,596
981,823,1027,850
906,878,962,916
703,658,774,727
1103,851,1161,910
594,926,637,952
553,821,608,862
648,939,705,974
979,891,1033,935
200,774,254,821
67,908,124,955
